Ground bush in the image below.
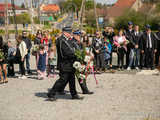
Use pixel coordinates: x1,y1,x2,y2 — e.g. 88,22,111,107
114,9,160,31
115,10,145,30
9,13,31,24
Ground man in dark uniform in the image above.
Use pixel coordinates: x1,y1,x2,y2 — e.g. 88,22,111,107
124,21,134,68
47,27,83,101
72,30,94,94
140,25,157,70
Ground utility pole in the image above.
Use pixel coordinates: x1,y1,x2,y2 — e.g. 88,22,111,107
93,0,100,32
79,0,100,32
5,0,9,41
30,0,34,34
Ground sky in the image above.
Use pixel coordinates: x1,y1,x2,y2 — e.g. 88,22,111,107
0,0,118,5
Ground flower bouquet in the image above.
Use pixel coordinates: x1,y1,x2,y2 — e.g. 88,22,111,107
0,50,4,61
73,48,95,84
73,61,86,83
31,45,39,56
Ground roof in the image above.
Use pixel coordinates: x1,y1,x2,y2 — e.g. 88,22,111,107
0,3,25,12
107,0,137,18
41,4,60,13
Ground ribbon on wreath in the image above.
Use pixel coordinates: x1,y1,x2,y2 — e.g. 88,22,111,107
85,62,98,85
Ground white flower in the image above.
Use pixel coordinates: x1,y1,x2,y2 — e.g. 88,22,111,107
84,55,91,63
79,64,86,72
73,61,81,69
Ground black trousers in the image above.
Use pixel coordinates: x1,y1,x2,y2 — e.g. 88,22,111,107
78,79,89,93
109,50,113,65
140,53,145,68
117,47,125,68
126,45,131,67
8,60,15,76
59,75,90,93
95,53,105,70
155,49,160,66
19,60,25,75
145,48,154,68
48,71,77,97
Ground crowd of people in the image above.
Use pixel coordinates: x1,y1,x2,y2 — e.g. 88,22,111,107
0,21,160,100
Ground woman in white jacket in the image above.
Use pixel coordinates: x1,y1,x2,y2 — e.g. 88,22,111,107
16,35,28,79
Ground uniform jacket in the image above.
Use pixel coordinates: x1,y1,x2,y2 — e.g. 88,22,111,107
140,32,157,51
58,35,76,72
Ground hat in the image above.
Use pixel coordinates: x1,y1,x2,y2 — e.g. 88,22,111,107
145,24,151,29
62,26,72,33
73,30,81,35
128,21,133,25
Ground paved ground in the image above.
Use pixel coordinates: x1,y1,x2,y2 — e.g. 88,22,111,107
0,55,160,120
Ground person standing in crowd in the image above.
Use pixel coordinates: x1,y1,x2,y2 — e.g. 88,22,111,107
0,36,8,84
7,41,16,77
114,30,127,70
92,31,105,73
104,38,112,67
34,30,42,45
140,25,157,70
37,45,47,80
48,44,57,78
16,35,28,79
125,21,134,68
47,27,83,101
127,25,142,70
41,31,49,45
72,30,94,94
103,27,115,69
22,31,32,74
155,27,160,67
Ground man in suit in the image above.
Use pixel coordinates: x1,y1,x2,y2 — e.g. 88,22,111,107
140,25,157,70
47,27,83,101
125,21,134,68
72,30,94,94
127,25,142,70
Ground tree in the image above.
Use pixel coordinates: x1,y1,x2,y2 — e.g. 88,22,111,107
21,3,25,8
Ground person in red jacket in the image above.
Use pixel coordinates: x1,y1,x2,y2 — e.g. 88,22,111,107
41,31,49,45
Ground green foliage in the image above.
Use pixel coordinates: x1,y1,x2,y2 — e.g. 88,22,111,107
9,13,31,24
0,30,5,35
75,49,86,63
0,50,4,60
115,9,145,29
21,3,25,8
85,10,96,28
33,17,40,24
114,9,160,30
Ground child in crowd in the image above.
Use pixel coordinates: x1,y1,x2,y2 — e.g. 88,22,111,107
37,45,47,80
48,44,57,78
104,39,112,66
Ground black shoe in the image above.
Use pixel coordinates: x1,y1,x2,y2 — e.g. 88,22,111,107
47,93,57,101
83,91,94,95
72,95,84,100
27,71,32,75
56,91,66,95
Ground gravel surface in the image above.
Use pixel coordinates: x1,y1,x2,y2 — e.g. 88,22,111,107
0,55,160,120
